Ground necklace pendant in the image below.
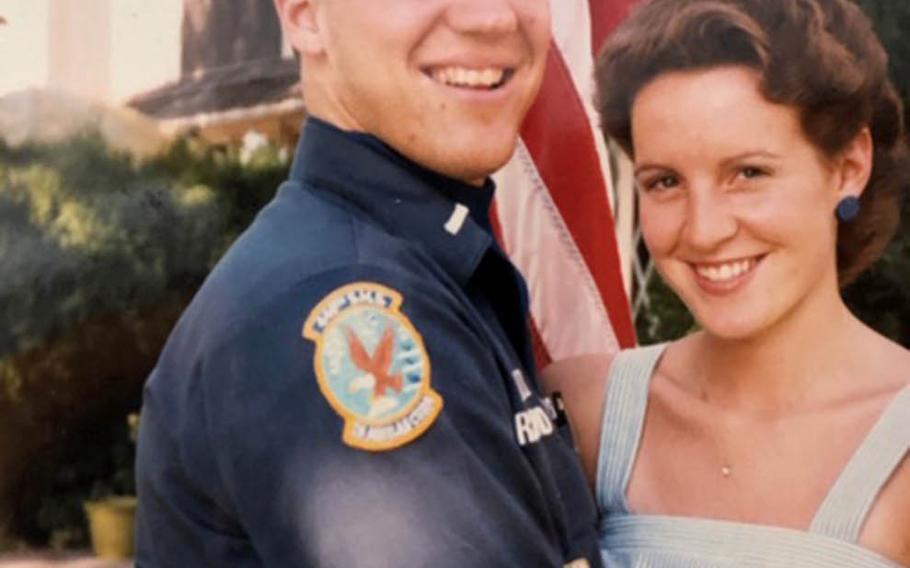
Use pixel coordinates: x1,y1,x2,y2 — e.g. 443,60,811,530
721,465,732,478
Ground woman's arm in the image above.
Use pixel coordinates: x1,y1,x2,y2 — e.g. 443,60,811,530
541,353,615,489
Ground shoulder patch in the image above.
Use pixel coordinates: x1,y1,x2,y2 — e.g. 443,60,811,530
303,282,443,451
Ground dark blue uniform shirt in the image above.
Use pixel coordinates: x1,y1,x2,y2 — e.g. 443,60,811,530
136,118,603,567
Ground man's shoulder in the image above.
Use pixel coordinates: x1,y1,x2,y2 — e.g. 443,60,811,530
198,180,428,321
221,179,360,282
166,181,454,363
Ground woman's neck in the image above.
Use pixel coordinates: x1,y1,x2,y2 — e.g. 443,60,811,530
684,280,866,415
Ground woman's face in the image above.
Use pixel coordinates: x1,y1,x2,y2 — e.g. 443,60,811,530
631,66,848,340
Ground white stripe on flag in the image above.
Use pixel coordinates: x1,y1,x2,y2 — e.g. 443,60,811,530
495,141,620,359
494,0,637,361
549,0,616,212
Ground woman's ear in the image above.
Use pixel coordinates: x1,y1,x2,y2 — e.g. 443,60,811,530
273,0,325,57
834,126,873,200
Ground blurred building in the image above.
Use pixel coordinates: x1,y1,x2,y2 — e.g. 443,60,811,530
0,0,304,147
0,0,183,104
128,0,305,146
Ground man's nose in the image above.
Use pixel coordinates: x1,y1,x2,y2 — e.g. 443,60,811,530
445,0,519,36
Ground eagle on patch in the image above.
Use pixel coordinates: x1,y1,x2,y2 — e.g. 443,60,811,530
346,325,404,399
303,282,443,451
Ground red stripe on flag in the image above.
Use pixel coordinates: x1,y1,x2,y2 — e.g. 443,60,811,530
529,316,553,369
489,200,504,246
520,43,636,348
589,0,636,56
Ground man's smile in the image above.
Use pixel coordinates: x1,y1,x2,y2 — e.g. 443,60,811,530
423,65,515,90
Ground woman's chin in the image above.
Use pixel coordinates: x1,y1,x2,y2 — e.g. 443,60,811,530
693,313,768,342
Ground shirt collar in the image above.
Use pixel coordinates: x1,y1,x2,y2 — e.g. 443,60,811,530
290,117,495,285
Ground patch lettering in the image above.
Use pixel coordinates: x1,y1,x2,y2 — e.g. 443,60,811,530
303,282,442,451
515,405,555,446
511,368,533,402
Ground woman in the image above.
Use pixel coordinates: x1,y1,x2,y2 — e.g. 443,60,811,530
544,0,910,566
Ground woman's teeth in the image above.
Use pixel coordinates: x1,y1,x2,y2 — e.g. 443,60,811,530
695,258,756,283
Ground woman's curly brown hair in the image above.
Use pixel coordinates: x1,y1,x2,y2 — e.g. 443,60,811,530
596,0,910,284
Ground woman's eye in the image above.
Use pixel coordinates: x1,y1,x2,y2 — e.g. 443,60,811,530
642,175,679,192
740,166,765,179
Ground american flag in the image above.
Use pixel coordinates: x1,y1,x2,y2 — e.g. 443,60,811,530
493,0,638,367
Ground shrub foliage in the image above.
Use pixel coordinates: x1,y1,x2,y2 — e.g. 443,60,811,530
0,130,289,546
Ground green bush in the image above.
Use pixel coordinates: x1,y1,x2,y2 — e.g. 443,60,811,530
0,132,225,359
856,0,910,105
634,273,695,346
0,130,290,546
843,207,910,347
0,130,292,358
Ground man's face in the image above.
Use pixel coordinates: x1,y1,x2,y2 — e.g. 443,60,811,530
305,0,551,184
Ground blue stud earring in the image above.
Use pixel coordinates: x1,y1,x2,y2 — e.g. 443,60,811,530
836,195,861,222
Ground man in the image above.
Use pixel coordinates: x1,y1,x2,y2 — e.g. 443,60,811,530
136,0,603,566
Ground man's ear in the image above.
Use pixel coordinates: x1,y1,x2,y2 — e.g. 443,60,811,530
835,126,873,200
274,0,325,57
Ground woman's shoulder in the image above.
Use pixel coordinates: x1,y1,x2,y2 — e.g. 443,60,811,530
860,453,910,566
851,328,910,402
540,345,659,394
540,352,616,393
845,331,910,565
540,351,618,486
540,342,681,485
540,341,681,395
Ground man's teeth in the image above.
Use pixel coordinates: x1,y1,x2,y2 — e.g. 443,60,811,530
696,259,756,283
431,67,505,89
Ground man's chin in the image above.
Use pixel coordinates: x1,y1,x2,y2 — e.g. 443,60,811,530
429,147,517,185
439,163,502,186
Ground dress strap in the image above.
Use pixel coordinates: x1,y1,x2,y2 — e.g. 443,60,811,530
810,383,910,542
596,343,668,514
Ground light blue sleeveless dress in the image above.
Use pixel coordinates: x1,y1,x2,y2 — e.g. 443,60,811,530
596,344,910,567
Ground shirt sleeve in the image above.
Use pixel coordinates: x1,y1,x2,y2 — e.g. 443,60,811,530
137,263,573,568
